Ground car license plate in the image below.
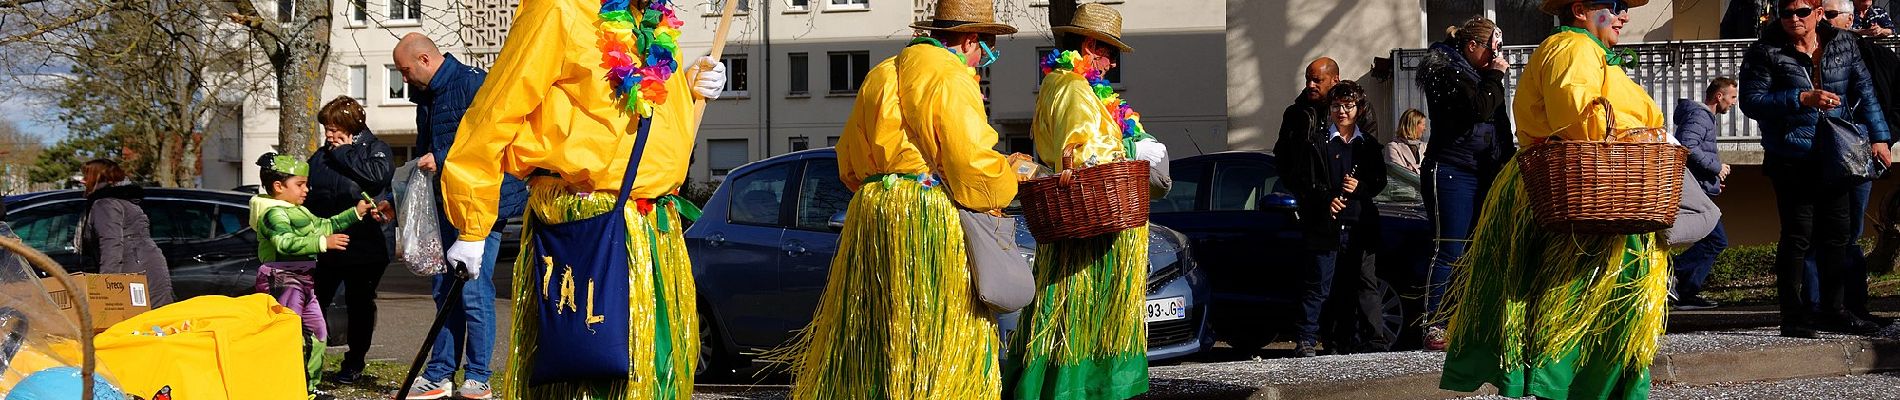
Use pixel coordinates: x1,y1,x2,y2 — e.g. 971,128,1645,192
1145,297,1187,323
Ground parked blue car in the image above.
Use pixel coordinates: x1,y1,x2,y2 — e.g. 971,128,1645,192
685,148,1211,375
1146,151,1406,351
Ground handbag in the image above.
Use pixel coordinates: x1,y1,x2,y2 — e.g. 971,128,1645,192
1810,48,1885,183
958,208,1034,312
522,118,652,385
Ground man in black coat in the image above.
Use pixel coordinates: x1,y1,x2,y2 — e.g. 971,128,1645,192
1276,61,1393,357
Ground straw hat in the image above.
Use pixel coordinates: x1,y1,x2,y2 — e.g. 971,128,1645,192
910,0,1018,35
1052,3,1133,52
1539,0,1650,15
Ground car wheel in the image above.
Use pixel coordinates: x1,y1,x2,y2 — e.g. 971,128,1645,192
1378,279,1404,348
696,310,734,380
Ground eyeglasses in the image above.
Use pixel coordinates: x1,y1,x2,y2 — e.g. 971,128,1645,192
1587,0,1631,15
1331,104,1358,112
1783,7,1815,19
1825,10,1845,19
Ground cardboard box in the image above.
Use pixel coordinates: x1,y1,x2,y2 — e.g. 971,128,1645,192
41,273,150,332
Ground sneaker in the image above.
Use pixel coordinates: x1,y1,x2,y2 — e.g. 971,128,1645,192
329,366,363,385
1423,326,1448,352
457,380,493,400
401,378,452,400
1294,341,1318,358
1673,295,1720,311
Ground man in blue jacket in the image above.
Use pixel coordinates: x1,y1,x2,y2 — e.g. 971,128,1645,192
393,32,528,400
1673,77,1738,311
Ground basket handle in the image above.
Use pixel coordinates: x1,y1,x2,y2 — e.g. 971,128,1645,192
0,237,94,400
1592,97,1616,141
1059,143,1082,186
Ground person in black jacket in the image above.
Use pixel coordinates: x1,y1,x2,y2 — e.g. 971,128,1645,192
1825,0,1899,325
1280,79,1391,357
307,96,395,381
1740,0,1893,338
1414,16,1514,351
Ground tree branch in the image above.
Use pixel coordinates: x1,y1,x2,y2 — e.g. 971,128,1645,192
221,0,281,51
0,0,55,10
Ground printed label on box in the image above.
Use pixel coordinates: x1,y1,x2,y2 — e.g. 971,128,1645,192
129,283,148,307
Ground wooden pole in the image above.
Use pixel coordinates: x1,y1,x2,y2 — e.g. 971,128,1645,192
692,0,741,128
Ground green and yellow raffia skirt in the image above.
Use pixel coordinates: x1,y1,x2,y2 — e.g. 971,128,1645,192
1004,226,1150,400
1436,160,1670,400
498,180,699,400
779,177,1001,400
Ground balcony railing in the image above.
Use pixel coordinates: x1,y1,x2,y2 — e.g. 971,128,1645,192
1390,37,1900,142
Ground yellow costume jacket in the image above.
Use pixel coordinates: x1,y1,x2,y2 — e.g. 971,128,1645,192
834,57,930,191
1514,29,1664,142
892,43,1017,211
1034,71,1126,168
442,0,700,241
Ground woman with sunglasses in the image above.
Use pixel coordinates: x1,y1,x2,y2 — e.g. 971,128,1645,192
1436,1,1674,399
1740,0,1892,339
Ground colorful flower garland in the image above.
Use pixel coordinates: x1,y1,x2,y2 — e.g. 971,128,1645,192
1040,50,1153,158
598,0,684,118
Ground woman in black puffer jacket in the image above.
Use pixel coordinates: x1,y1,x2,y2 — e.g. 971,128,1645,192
1740,0,1893,338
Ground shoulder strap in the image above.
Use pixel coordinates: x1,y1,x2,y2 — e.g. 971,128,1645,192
616,117,655,209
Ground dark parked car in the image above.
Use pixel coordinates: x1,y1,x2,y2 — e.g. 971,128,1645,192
685,149,1210,375
1147,151,1406,351
4,188,261,299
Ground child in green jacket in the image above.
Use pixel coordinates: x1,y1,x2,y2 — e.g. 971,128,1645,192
251,152,370,396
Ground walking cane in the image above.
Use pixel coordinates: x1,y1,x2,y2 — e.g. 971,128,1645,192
394,261,468,400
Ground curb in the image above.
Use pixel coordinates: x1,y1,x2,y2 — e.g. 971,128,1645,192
1231,337,1900,400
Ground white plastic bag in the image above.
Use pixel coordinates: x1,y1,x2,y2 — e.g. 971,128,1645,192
396,168,447,276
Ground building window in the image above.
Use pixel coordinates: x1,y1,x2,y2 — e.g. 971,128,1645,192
787,0,810,11
829,51,870,94
829,0,868,10
1426,1,1550,46
826,136,839,146
385,65,409,103
1035,47,1120,87
788,52,810,97
349,0,367,25
722,54,749,97
389,0,422,22
709,0,751,13
789,137,810,152
348,65,367,101
708,139,749,176
277,0,293,23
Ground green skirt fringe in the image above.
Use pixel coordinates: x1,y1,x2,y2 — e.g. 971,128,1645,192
1003,227,1150,400
498,181,699,400
779,178,1001,400
1437,160,1670,400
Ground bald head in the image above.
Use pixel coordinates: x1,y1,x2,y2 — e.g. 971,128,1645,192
1303,57,1341,102
393,33,444,88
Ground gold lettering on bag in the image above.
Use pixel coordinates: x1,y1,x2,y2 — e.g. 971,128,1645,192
541,256,555,299
559,266,578,313
586,279,605,329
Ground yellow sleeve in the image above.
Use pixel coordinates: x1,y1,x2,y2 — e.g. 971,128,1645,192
1033,74,1121,169
897,49,1017,211
1532,36,1612,141
836,60,904,192
442,1,566,241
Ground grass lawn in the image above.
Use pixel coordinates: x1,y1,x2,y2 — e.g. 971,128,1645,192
1700,240,1900,305
317,352,513,400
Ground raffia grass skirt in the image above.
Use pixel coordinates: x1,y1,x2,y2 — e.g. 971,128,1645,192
497,180,698,400
1003,226,1150,400
779,178,1001,400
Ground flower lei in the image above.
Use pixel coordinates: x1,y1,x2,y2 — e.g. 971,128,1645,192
598,0,684,118
1040,50,1153,158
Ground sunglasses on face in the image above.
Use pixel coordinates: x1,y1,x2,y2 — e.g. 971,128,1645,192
1587,0,1631,15
1825,10,1845,19
1784,7,1815,19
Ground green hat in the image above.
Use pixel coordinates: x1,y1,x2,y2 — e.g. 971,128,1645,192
269,154,308,176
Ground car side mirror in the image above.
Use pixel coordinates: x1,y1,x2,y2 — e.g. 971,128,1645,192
827,211,847,231
1262,192,1298,211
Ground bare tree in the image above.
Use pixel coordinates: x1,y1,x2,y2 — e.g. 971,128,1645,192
224,0,331,159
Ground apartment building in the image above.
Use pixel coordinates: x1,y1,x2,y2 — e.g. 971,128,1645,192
219,0,1739,188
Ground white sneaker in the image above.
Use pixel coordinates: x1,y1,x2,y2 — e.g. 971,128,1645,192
401,378,452,400
457,379,493,400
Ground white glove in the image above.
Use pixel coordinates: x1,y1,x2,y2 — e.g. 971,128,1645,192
446,240,485,280
692,56,727,100
1134,139,1172,198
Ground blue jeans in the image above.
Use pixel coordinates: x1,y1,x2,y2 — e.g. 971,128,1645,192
1673,222,1727,299
1803,181,1872,311
1423,164,1483,320
424,227,499,383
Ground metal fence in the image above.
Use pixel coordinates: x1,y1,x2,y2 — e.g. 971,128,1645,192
1390,37,1900,142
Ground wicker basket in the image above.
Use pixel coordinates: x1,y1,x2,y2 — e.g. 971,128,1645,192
1019,146,1151,242
0,236,99,399
1518,98,1687,235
